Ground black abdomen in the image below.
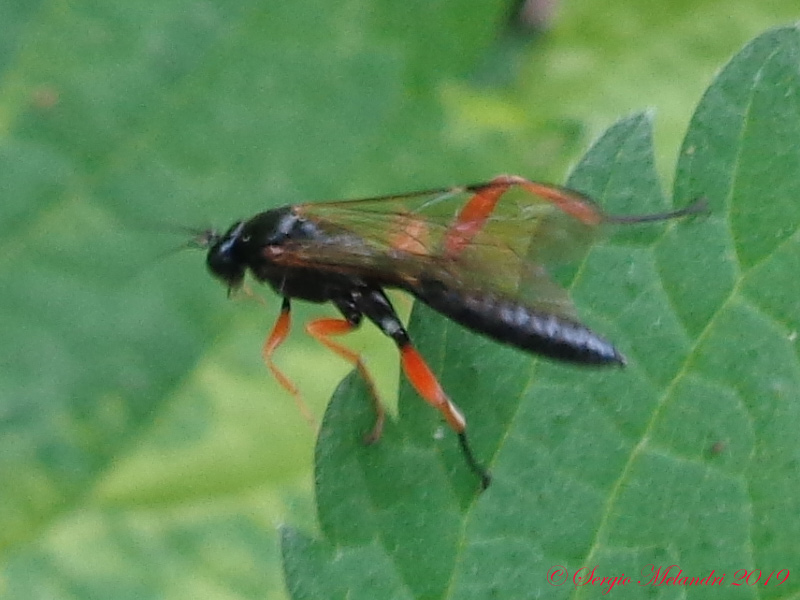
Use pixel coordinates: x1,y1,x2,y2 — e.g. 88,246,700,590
413,279,625,366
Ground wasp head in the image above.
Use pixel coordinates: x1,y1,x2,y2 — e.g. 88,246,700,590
192,221,247,291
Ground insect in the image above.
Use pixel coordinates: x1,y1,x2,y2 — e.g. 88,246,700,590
194,175,705,489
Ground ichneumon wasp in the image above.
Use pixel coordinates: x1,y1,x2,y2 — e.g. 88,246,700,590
193,175,706,489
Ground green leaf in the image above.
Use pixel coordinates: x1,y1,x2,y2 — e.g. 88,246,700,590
4,0,799,597
283,26,800,600
0,1,510,599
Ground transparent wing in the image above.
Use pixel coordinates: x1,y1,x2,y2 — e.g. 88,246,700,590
276,179,606,320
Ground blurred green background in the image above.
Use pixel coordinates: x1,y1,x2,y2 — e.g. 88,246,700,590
0,1,797,598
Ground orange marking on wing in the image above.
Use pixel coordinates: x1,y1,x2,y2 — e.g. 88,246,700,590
400,344,466,432
389,214,430,255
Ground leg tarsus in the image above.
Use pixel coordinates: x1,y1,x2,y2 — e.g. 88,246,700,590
306,317,386,445
458,432,492,491
356,287,491,488
262,298,317,429
399,342,491,489
362,401,385,445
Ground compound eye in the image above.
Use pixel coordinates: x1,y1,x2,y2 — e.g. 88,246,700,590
206,222,246,288
206,247,245,288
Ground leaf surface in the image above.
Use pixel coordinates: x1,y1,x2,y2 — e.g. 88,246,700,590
283,26,800,600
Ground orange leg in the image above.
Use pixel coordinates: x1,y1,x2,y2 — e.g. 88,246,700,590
262,298,317,428
355,287,491,488
516,177,603,225
444,174,603,255
445,175,512,255
306,318,385,445
399,345,465,432
399,342,491,489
